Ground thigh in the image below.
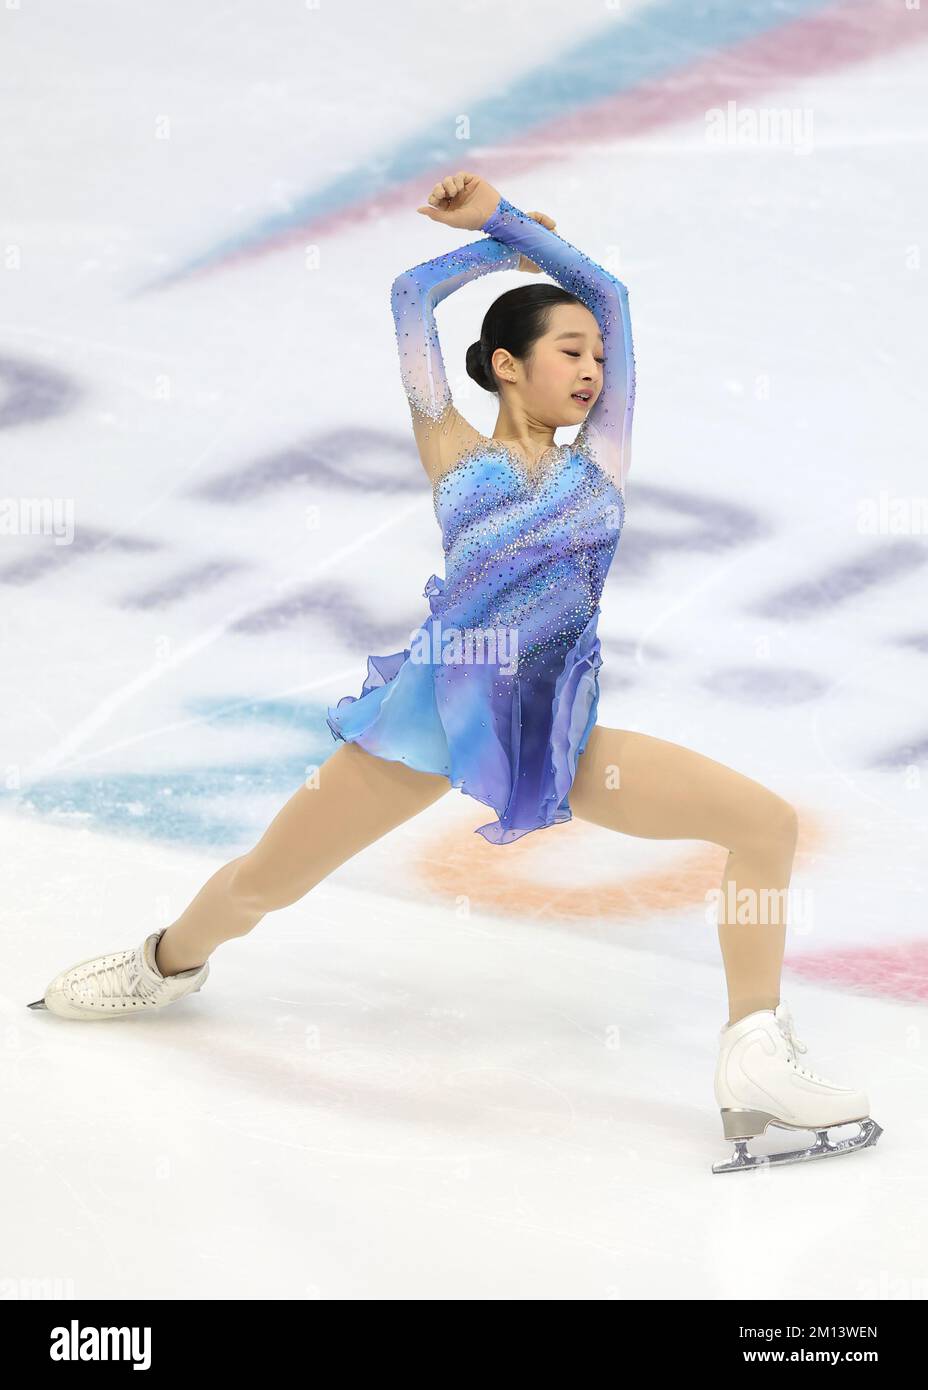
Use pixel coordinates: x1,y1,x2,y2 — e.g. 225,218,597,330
234,743,451,902
570,723,795,849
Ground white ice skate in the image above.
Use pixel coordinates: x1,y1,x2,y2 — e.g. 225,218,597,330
27,928,209,1020
712,1000,882,1172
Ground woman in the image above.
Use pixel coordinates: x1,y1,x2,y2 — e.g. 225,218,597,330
30,172,879,1171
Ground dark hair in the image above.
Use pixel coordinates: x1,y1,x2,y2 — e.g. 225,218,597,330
465,284,583,394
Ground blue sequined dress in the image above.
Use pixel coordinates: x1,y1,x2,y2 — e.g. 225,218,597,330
326,195,636,844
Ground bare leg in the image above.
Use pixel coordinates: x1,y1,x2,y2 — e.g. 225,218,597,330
569,725,799,1026
155,744,451,976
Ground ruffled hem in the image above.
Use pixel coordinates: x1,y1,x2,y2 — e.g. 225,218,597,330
325,575,602,846
474,605,602,844
545,605,603,817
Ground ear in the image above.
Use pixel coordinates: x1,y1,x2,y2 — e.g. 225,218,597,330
489,346,516,382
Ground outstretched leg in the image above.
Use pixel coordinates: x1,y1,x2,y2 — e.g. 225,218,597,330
155,744,451,976
569,724,799,1026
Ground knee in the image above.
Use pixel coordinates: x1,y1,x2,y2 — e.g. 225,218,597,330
734,795,799,856
773,797,799,848
228,854,300,917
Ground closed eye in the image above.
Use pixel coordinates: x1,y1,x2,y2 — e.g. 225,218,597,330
564,351,605,365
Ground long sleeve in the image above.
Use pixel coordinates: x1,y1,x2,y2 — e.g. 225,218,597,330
391,237,521,425
481,195,635,498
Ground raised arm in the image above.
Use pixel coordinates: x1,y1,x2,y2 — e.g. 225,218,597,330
391,237,520,477
480,195,635,498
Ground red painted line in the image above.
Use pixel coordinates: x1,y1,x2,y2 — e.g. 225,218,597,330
786,941,928,1002
162,0,926,289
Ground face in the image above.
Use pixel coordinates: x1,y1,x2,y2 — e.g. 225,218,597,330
492,303,605,426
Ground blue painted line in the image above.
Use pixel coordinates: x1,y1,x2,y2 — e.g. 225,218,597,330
7,697,339,853
137,0,836,290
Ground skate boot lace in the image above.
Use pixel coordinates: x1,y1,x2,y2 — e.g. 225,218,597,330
71,948,163,1007
775,1006,831,1082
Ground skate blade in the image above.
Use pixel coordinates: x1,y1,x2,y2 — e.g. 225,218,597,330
712,1118,883,1173
27,999,49,1010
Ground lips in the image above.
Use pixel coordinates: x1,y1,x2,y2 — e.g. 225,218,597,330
571,392,592,402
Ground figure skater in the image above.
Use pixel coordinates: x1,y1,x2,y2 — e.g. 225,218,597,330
29,172,880,1171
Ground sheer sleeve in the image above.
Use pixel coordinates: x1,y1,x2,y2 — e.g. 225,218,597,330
390,237,521,428
480,195,635,498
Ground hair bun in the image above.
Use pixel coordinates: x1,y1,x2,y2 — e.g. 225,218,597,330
466,339,495,394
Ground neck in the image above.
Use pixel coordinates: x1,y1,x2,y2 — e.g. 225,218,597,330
491,415,557,462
